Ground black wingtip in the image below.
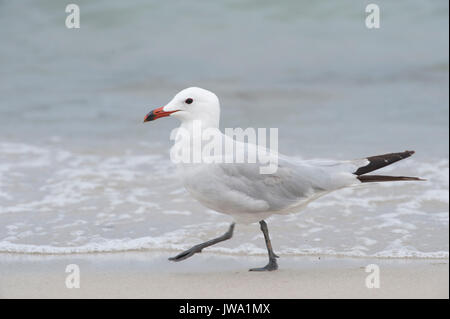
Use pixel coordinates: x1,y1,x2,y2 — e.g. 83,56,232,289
357,175,426,183
354,150,417,176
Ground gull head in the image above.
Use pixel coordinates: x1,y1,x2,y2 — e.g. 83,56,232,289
144,87,220,127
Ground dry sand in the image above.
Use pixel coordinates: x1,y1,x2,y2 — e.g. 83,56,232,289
0,252,447,299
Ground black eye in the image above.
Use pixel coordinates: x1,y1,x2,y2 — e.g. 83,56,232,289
185,98,193,104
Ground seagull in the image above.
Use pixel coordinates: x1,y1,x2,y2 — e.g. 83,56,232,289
143,87,423,271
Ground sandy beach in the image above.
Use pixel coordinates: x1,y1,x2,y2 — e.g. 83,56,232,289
0,252,447,299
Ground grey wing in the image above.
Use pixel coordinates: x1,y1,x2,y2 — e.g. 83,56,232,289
183,156,354,214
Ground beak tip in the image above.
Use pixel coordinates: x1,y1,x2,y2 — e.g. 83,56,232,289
143,111,155,123
143,106,175,123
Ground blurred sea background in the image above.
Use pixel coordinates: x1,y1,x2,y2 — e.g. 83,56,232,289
0,0,448,258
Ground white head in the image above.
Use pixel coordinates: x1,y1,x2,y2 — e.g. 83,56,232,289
144,87,220,128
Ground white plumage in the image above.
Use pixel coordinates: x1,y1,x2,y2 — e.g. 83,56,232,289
143,87,419,271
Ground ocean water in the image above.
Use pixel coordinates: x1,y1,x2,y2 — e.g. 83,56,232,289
0,0,448,258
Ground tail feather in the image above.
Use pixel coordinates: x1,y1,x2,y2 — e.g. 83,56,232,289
354,150,415,176
357,175,425,183
353,150,424,183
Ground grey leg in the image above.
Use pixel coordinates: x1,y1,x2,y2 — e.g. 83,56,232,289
249,220,279,271
169,223,235,262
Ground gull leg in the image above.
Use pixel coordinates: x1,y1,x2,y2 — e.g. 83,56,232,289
169,223,235,262
249,220,279,271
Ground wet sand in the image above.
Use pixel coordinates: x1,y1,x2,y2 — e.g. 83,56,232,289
0,252,447,298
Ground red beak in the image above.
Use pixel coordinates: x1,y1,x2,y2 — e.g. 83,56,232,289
143,107,178,122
